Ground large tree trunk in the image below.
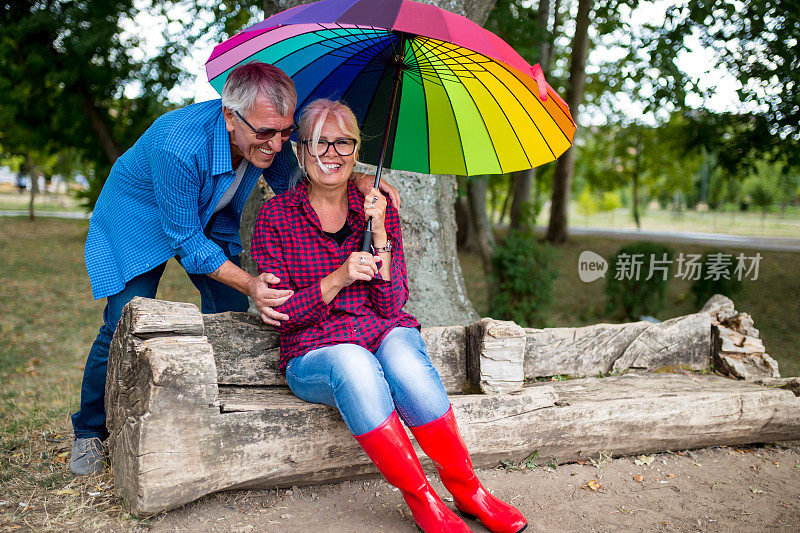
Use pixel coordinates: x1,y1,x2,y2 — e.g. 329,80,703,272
545,0,593,243
244,0,498,326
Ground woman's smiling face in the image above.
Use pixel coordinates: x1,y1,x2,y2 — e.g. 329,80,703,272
303,116,357,190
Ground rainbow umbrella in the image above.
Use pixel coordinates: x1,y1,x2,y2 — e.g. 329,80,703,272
206,0,576,248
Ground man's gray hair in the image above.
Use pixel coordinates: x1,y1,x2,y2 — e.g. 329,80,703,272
221,62,297,117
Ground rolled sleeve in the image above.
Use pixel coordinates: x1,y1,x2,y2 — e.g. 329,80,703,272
176,231,229,274
150,148,225,274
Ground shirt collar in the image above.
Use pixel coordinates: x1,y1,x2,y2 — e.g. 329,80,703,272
288,179,366,227
212,102,234,177
287,179,362,209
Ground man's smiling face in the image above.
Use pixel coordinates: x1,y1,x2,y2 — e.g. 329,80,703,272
224,95,296,169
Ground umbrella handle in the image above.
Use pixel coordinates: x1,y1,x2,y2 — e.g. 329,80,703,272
360,220,373,252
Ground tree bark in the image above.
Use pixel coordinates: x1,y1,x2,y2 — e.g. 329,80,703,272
632,149,641,230
455,176,475,249
509,169,533,231
545,0,593,243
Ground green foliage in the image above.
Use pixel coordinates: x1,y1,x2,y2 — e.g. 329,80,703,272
577,186,622,217
605,241,675,321
690,251,744,307
489,232,559,327
576,117,702,211
0,0,190,208
628,0,800,172
577,187,599,216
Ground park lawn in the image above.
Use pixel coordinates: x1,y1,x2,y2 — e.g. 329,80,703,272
0,216,797,529
0,192,84,213
0,217,198,529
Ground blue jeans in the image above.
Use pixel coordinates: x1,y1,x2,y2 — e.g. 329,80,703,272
71,252,248,440
285,327,451,436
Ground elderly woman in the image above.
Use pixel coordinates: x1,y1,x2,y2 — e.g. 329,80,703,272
250,99,526,533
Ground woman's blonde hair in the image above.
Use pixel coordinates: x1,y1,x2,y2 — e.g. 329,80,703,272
297,99,361,176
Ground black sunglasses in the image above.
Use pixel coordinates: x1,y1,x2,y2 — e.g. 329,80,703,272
235,110,297,141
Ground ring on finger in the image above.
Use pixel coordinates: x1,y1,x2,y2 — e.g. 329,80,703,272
360,256,366,264
371,196,378,204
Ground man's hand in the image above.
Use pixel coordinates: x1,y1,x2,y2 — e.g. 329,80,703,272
354,173,401,208
247,272,294,326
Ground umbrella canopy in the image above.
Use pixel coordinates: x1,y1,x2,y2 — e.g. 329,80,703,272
206,0,576,178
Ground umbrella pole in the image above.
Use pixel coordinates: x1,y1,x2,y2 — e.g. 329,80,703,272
361,34,406,253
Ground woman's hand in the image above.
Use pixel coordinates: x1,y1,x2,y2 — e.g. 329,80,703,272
336,251,379,286
320,251,380,303
354,173,401,208
363,187,388,234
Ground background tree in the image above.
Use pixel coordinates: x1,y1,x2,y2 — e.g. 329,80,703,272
0,0,190,209
626,0,799,177
485,0,561,232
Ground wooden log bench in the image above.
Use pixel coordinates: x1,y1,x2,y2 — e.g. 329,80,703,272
106,297,800,517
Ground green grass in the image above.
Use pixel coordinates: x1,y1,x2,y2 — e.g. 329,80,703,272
0,192,84,213
0,218,198,530
0,217,797,529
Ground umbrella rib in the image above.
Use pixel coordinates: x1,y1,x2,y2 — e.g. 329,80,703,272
408,38,432,174
413,38,470,175
461,67,540,169
305,25,394,67
493,62,575,146
295,33,397,114
310,24,392,59
418,39,505,174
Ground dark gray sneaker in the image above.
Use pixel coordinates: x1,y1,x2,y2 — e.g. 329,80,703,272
69,437,106,475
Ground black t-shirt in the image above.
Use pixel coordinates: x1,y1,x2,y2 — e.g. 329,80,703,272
324,221,353,246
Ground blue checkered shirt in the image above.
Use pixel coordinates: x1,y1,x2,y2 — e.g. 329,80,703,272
85,99,299,300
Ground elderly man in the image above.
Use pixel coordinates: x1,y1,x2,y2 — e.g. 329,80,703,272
71,62,398,475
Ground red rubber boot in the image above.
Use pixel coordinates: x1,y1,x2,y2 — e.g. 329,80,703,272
411,407,528,533
355,412,470,533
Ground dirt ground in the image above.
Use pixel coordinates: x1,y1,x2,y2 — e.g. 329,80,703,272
132,443,800,533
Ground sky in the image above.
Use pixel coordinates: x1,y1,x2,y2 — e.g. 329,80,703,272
124,0,745,125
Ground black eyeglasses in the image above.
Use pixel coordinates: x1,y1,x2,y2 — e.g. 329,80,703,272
302,138,357,157
235,110,297,141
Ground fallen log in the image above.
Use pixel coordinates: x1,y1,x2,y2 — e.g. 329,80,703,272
106,297,800,517
523,312,711,378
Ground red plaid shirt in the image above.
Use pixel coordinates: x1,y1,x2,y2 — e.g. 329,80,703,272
251,180,420,372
